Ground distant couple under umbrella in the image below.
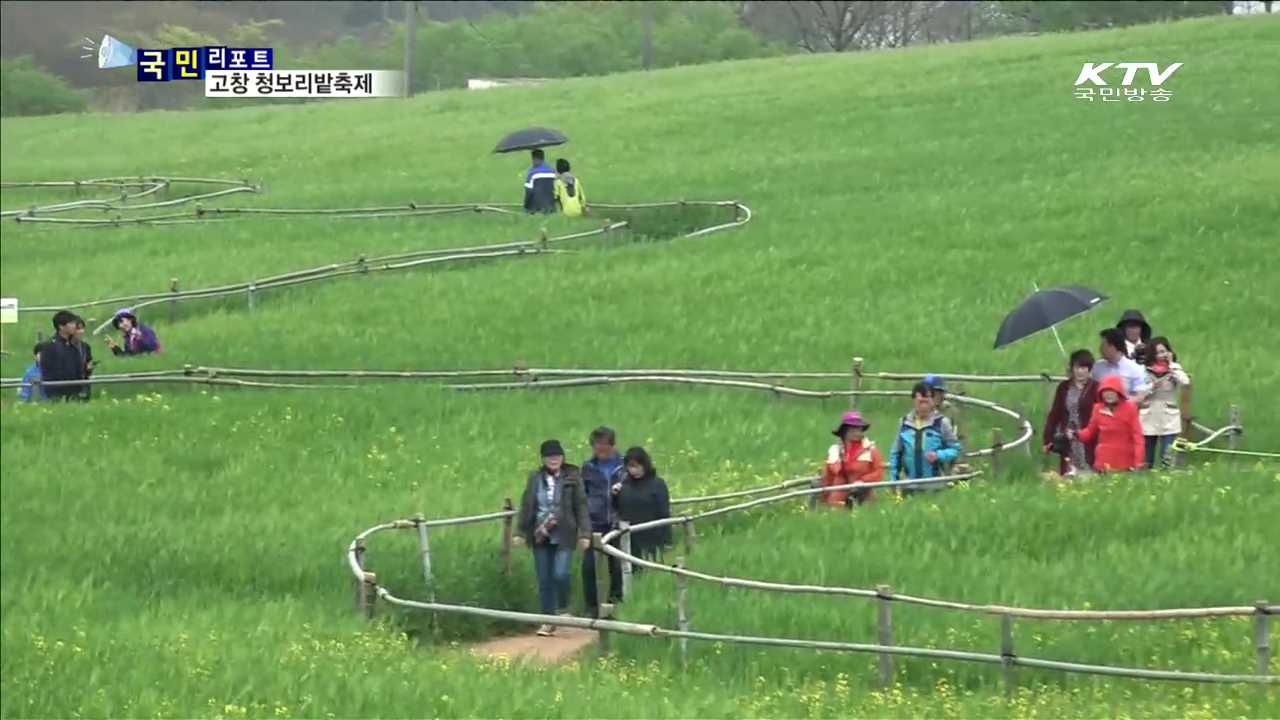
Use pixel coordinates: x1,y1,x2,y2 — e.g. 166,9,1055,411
493,127,585,216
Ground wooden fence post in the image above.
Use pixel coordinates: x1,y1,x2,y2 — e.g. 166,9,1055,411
413,512,435,600
247,283,256,311
619,521,633,598
850,356,863,409
683,518,695,556
876,584,894,687
1001,614,1016,694
500,498,514,575
593,532,613,655
363,572,378,619
1229,405,1241,451
1015,404,1031,457
1256,601,1271,677
353,538,368,614
676,556,690,672
168,277,179,324
990,428,1004,479
808,476,822,510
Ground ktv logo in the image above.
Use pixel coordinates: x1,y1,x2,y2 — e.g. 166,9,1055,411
1073,62,1183,86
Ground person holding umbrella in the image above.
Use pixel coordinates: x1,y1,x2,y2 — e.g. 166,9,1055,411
1042,349,1097,476
523,149,558,214
494,128,568,214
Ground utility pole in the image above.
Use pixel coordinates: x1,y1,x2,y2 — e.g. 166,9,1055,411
403,1,416,97
642,4,654,70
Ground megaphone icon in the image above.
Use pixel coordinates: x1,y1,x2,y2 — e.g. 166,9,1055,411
98,34,136,69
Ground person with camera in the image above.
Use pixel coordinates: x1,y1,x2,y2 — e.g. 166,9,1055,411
1139,337,1191,470
515,439,590,637
1042,349,1098,476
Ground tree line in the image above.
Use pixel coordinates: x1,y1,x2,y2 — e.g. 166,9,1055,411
1,1,1267,117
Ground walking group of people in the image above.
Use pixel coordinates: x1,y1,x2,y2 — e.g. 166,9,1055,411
818,309,1193,506
1042,309,1191,475
18,308,161,402
515,427,669,636
522,149,586,216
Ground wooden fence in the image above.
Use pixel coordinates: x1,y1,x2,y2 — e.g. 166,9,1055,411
346,470,1276,687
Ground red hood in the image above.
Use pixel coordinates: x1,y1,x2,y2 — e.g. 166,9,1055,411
1098,374,1128,399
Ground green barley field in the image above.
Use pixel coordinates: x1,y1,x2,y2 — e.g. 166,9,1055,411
3,14,1280,719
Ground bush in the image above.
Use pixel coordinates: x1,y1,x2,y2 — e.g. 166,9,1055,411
0,56,87,117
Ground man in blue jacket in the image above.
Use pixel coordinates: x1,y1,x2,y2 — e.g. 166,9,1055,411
580,426,624,615
523,149,557,213
889,382,962,494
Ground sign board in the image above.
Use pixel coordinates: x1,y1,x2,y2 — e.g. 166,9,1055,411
0,298,17,324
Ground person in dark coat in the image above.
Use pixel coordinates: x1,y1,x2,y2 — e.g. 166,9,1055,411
611,447,671,563
515,439,589,636
73,317,95,400
1115,309,1152,361
580,426,624,614
523,149,557,214
1042,349,1098,476
39,311,88,401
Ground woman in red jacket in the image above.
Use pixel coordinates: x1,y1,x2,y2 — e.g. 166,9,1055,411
821,411,885,506
1042,349,1098,476
1072,375,1144,473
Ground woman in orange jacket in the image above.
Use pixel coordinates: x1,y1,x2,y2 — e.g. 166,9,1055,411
1073,374,1144,473
822,411,885,507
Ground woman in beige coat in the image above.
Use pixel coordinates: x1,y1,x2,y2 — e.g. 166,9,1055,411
1140,337,1191,469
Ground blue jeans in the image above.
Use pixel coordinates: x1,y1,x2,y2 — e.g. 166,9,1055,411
532,543,573,615
1144,434,1177,469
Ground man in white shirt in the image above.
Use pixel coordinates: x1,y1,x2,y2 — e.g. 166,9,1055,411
1092,327,1151,401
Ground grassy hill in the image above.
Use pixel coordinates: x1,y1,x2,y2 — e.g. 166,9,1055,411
3,14,1279,719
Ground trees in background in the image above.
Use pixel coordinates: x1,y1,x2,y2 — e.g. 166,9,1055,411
0,56,87,117
0,0,1267,115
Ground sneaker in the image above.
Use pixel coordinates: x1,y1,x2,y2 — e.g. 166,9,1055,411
536,624,554,637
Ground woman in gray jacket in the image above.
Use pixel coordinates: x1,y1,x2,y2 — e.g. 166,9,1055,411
516,439,590,636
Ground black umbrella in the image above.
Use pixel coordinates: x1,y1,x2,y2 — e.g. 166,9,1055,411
994,285,1109,353
493,127,568,154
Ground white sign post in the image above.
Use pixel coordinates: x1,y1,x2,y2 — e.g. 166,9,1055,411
0,297,16,356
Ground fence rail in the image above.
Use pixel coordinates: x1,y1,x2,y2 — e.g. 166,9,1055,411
327,371,1269,688
347,485,1276,686
11,193,746,318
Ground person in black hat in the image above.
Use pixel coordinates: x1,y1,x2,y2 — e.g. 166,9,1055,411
1115,309,1152,361
516,439,589,636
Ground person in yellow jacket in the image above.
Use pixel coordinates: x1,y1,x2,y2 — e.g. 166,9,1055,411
554,158,586,217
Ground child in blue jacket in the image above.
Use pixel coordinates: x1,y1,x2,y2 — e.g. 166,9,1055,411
18,343,47,402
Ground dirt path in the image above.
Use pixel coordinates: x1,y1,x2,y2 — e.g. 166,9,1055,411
469,626,599,664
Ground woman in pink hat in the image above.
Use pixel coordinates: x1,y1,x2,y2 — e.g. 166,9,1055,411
821,411,884,507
